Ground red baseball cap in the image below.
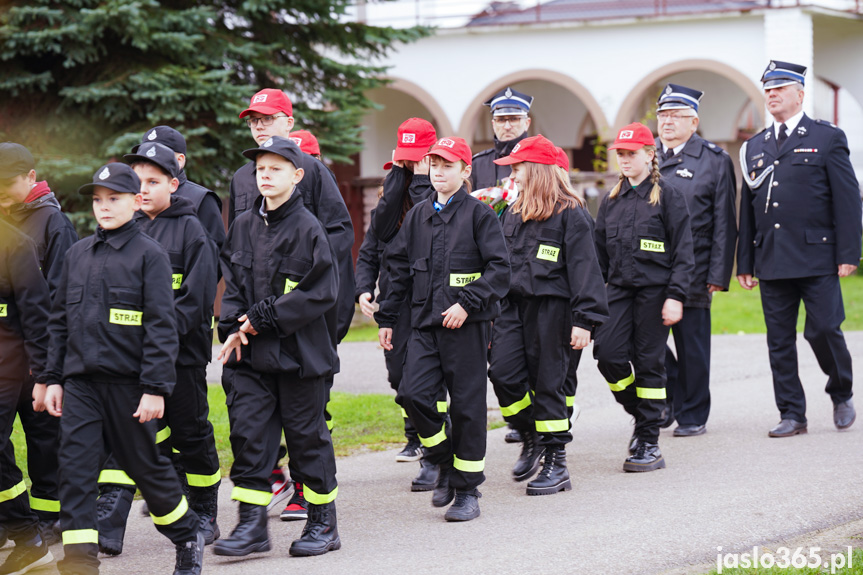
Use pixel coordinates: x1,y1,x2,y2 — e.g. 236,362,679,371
493,134,558,166
425,137,472,166
239,89,293,119
607,122,654,151
289,130,320,156
556,147,570,171
383,118,437,170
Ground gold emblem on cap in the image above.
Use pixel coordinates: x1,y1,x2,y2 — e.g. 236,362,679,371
750,171,756,179
665,86,672,95
757,159,763,167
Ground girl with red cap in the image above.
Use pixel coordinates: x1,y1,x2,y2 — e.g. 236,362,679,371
593,123,694,472
375,137,511,522
489,135,608,495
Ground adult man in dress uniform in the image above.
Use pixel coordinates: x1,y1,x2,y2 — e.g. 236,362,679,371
737,61,861,437
470,87,533,191
655,85,737,437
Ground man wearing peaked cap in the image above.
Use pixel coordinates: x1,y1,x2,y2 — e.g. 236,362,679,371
737,60,862,437
470,87,534,193
654,84,737,438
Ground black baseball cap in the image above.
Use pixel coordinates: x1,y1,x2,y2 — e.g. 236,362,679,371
123,142,180,178
131,125,187,154
242,136,303,169
0,142,35,179
78,163,141,196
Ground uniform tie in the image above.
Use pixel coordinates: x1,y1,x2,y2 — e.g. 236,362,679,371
777,123,788,147
664,147,675,162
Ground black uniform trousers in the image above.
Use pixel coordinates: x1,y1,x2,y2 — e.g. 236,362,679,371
58,380,198,571
225,367,337,508
594,284,668,443
759,275,853,422
399,322,489,491
489,297,573,446
664,307,711,426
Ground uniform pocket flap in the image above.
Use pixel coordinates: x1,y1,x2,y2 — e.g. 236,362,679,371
278,256,312,276
67,285,84,304
805,228,835,244
230,250,253,268
638,224,666,239
449,252,483,271
108,287,142,307
791,155,824,167
538,226,563,243
168,250,185,269
606,224,619,238
410,258,429,274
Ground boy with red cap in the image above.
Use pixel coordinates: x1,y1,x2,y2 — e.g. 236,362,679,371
593,123,694,472
376,137,510,522
289,130,321,159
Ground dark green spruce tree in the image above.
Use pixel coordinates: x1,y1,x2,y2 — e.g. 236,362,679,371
0,0,429,230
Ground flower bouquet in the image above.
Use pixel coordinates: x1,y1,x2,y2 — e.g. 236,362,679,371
471,177,519,217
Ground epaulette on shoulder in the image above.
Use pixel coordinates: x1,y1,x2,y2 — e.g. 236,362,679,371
472,148,494,160
702,140,727,155
814,118,838,129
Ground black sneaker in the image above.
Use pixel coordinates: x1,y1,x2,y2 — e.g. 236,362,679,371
280,482,309,521
444,489,481,522
96,485,134,556
0,533,54,575
395,440,423,462
173,532,204,575
504,425,523,444
431,464,454,508
36,520,60,547
411,456,438,492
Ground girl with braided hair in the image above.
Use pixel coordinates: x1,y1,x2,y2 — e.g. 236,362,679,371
592,123,695,473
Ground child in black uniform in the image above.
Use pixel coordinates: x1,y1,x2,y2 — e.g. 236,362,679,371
489,135,608,495
593,123,694,472
215,136,340,558
43,163,203,575
376,137,510,522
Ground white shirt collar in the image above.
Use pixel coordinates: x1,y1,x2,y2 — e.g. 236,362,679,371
662,141,687,156
774,109,804,138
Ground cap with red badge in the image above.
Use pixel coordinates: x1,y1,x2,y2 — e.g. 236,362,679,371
239,89,293,119
493,134,558,166
383,118,437,170
424,137,472,166
607,123,655,151
289,130,320,156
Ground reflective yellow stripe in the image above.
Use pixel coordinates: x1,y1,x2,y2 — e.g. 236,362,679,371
155,426,171,444
109,308,142,326
186,470,221,488
536,244,560,262
211,316,216,329
535,419,569,433
0,480,26,503
303,484,337,505
63,529,99,545
436,401,448,413
284,278,299,293
449,272,480,287
608,373,635,392
566,395,575,407
231,486,271,506
29,495,60,512
636,387,667,400
150,496,188,526
98,469,135,485
172,447,180,454
419,423,447,448
0,304,7,317
500,391,531,417
453,457,484,473
640,239,665,253
171,273,183,289
326,418,334,431
400,407,408,418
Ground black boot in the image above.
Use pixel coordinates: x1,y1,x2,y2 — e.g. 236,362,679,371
526,446,572,495
173,532,204,575
431,462,454,507
623,439,666,472
628,432,638,455
211,502,270,557
96,484,135,556
37,518,61,546
504,424,523,443
444,489,481,522
411,455,439,492
189,483,220,545
288,502,341,557
512,429,542,482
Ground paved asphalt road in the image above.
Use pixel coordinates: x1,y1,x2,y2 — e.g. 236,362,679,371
10,333,863,575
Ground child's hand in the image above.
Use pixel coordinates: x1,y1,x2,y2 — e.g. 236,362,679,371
32,383,48,412
238,314,258,337
570,326,591,350
414,156,430,175
379,327,393,351
45,385,63,418
133,393,164,423
441,303,468,329
217,314,256,364
662,298,683,326
359,293,376,319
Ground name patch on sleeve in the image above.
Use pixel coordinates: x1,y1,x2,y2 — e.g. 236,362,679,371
640,239,665,253
450,273,481,287
0,304,7,317
109,309,143,326
536,244,560,262
284,278,299,294
171,274,183,290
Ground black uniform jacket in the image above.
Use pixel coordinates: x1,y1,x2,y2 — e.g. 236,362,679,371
372,166,435,244
219,193,338,378
502,205,608,331
137,196,217,368
737,114,862,280
2,191,78,298
355,211,385,302
469,132,528,191
375,187,511,329
595,177,695,303
176,171,226,253
656,134,737,308
45,220,179,395
0,219,51,382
